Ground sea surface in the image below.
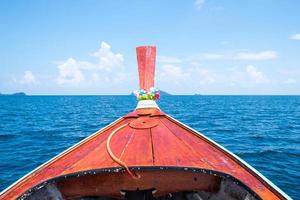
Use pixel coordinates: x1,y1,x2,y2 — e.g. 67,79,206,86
0,95,299,199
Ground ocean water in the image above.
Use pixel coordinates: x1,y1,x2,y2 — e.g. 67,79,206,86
0,95,299,199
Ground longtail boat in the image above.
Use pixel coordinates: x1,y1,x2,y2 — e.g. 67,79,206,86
0,46,292,200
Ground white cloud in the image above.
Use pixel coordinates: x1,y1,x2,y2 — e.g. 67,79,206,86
187,51,277,61
236,51,277,60
19,71,36,84
157,63,216,88
189,67,216,84
91,41,124,70
283,78,297,84
56,58,85,85
158,64,190,84
55,41,125,87
91,73,100,83
157,56,182,64
195,0,205,9
246,65,268,83
290,33,300,40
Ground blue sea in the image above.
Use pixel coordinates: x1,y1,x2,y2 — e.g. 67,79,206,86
0,95,299,199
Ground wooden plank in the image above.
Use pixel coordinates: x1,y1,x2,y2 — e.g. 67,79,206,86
160,117,235,169
150,118,210,168
119,128,153,167
63,124,135,172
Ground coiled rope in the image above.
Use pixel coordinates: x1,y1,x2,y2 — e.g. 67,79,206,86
106,123,141,179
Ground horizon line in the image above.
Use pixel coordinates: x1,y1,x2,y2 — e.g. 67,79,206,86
1,94,300,96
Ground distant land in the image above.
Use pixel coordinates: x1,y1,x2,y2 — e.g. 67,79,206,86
0,92,26,96
160,91,172,96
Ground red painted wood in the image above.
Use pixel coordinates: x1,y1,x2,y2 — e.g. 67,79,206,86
136,46,156,90
117,128,153,166
0,109,286,200
129,116,159,129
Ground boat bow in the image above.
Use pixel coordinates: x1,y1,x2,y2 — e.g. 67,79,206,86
0,46,292,200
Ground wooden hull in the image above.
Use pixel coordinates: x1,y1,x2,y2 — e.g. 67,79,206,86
0,108,291,200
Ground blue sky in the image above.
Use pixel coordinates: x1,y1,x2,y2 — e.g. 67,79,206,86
1,0,300,95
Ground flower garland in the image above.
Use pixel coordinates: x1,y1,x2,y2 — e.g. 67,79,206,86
133,87,160,101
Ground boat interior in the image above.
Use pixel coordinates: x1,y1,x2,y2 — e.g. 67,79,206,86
21,167,260,200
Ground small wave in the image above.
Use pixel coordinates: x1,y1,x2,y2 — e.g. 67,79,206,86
250,134,265,139
237,148,300,158
0,134,18,140
237,148,283,156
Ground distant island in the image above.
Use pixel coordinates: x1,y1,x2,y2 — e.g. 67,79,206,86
159,90,172,96
0,92,26,96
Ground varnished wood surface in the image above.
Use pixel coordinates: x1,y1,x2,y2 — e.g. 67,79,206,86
0,108,287,199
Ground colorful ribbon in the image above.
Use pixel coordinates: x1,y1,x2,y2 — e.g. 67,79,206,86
133,87,160,101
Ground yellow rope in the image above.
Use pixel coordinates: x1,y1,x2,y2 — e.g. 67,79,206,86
106,123,141,179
